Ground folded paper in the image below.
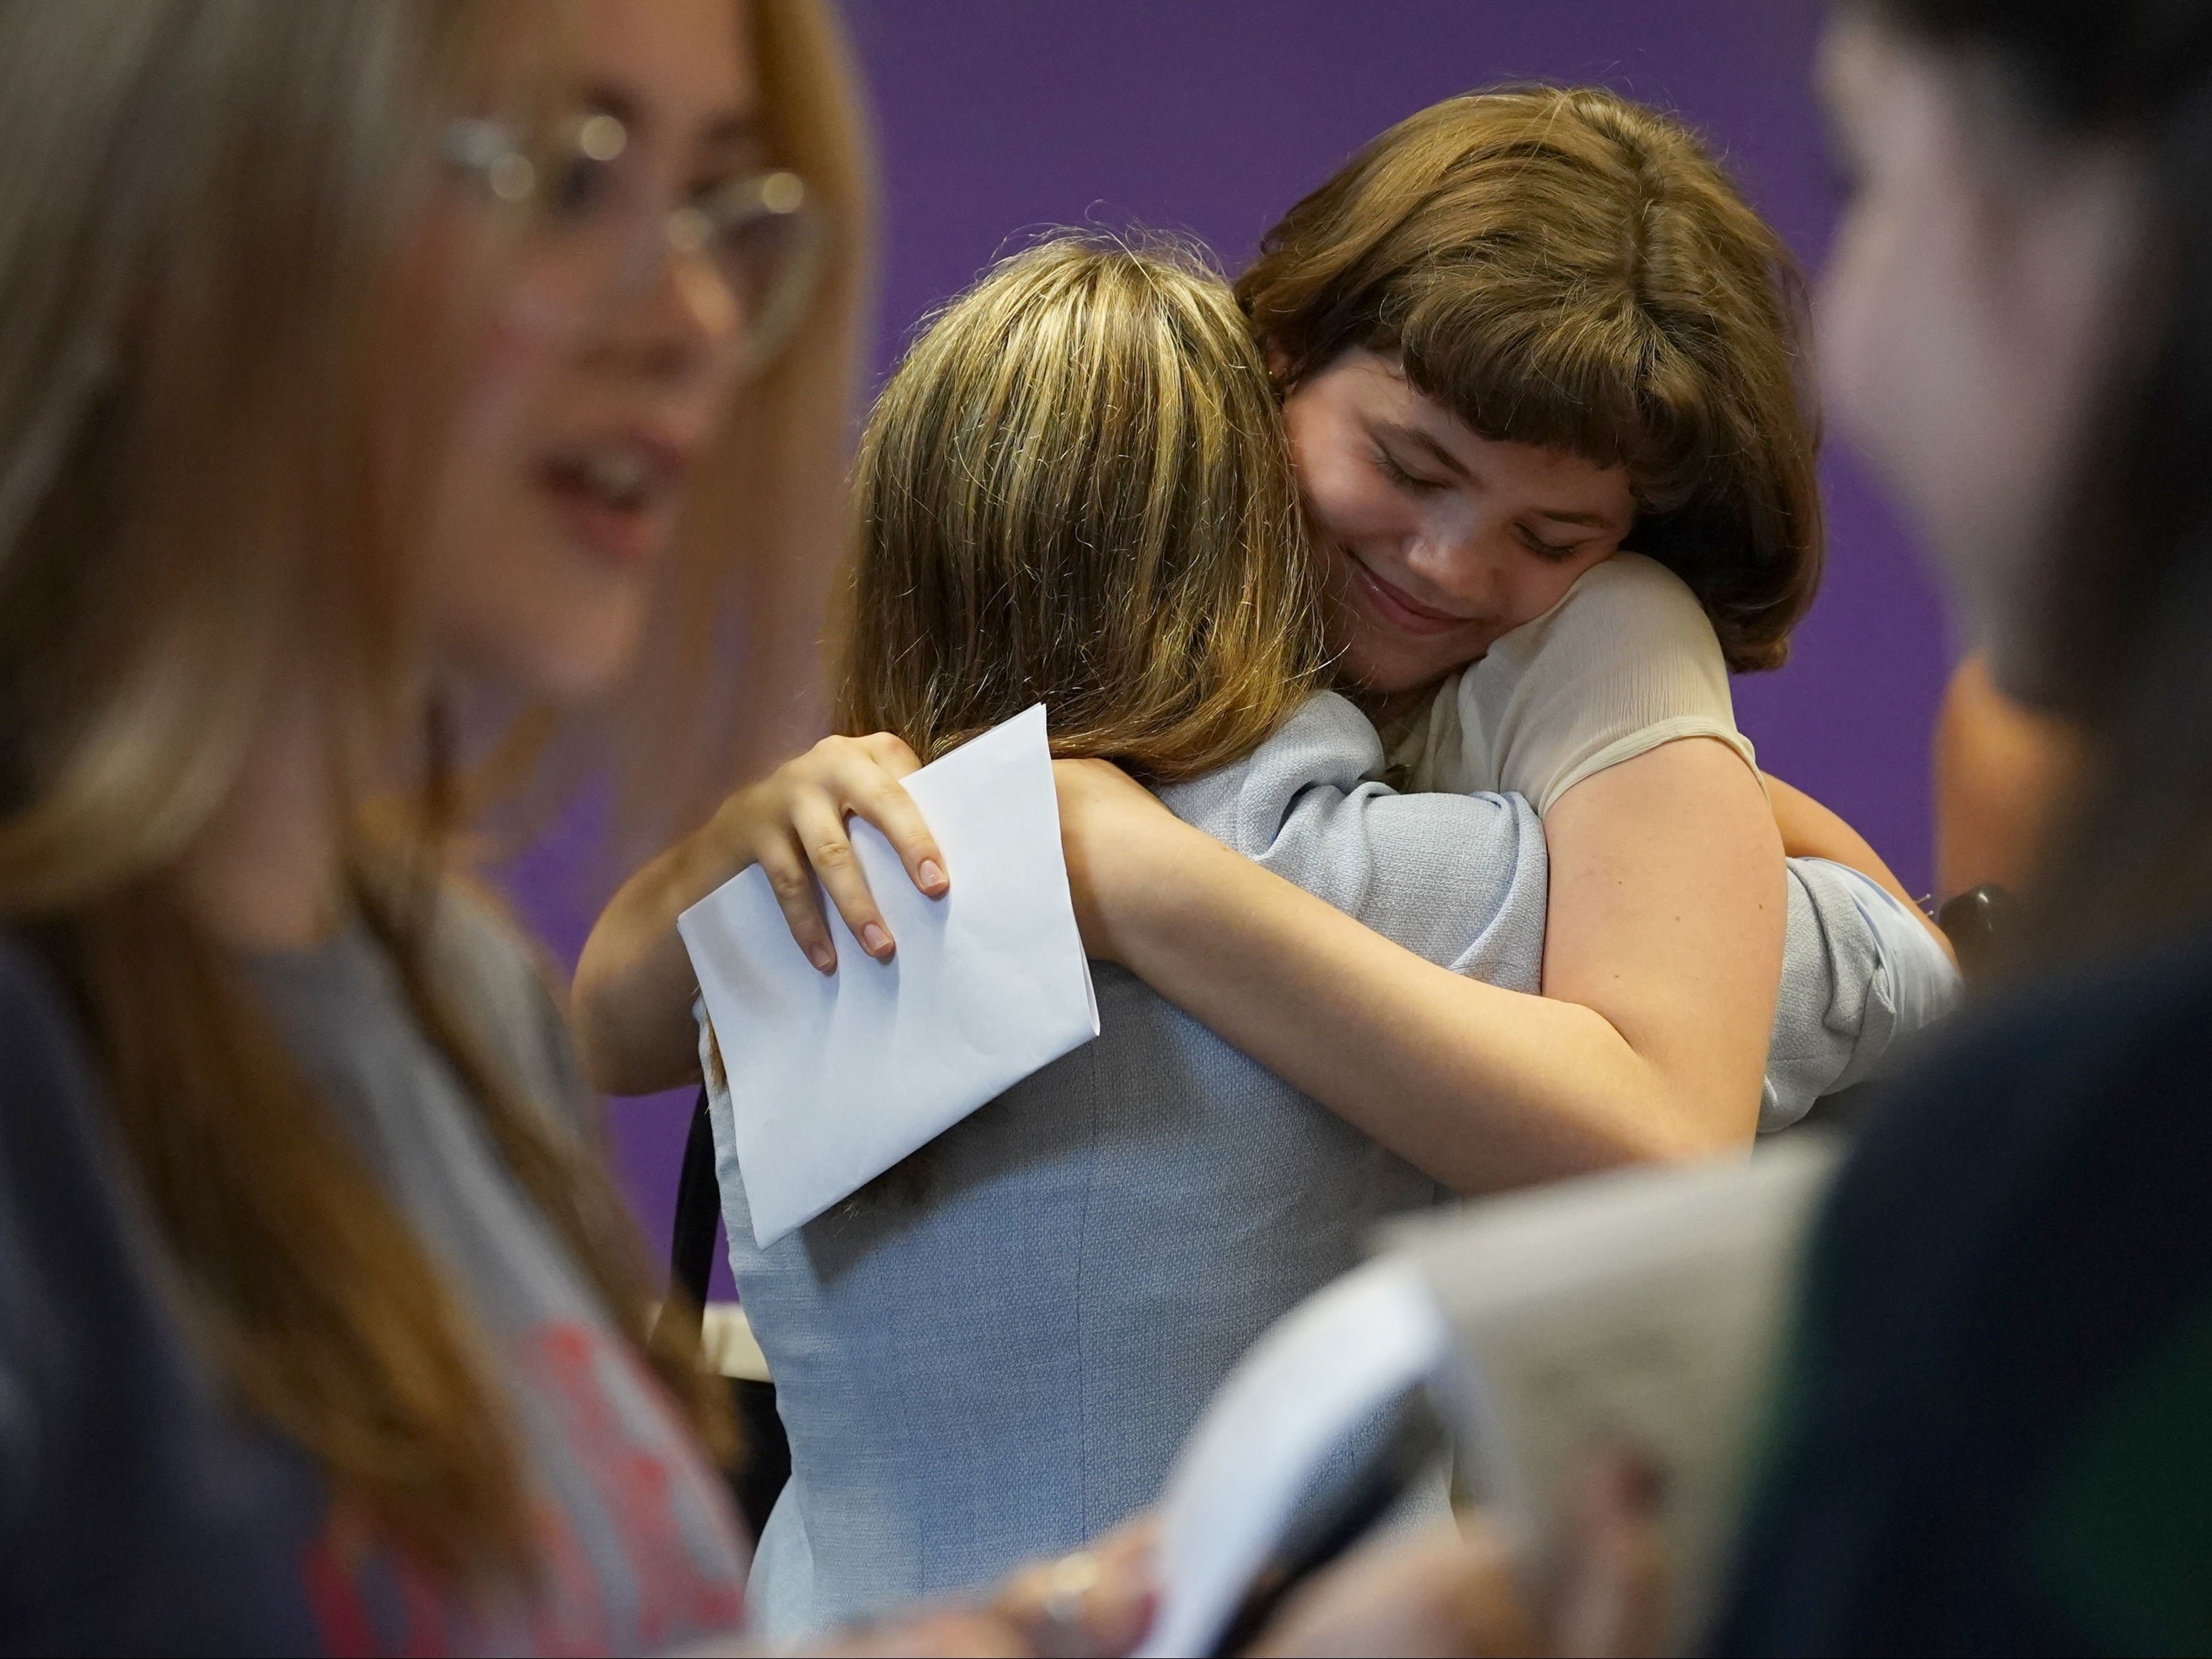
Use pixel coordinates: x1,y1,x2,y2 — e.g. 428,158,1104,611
678,705,1100,1248
1395,1138,1841,1650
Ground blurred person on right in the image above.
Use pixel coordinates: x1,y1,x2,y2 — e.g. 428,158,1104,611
1933,649,2078,907
1243,0,2212,1652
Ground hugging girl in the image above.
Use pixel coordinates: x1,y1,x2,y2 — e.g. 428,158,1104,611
576,86,1956,1636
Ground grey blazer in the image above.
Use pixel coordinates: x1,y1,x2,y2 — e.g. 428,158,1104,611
713,692,1924,1638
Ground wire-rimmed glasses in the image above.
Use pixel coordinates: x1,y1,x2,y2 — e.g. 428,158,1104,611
443,111,825,378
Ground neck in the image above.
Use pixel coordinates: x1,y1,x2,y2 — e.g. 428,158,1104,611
1346,680,1439,728
178,682,346,953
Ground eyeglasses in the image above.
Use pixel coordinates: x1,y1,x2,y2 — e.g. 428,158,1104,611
442,111,825,377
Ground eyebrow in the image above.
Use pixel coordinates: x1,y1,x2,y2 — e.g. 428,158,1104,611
1377,420,1623,531
585,81,764,158
1374,421,1473,483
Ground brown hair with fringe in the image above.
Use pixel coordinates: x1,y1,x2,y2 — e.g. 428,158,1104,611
836,236,1325,782
1239,85,1822,673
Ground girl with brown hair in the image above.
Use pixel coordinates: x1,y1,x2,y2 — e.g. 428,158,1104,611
1151,1,2212,1646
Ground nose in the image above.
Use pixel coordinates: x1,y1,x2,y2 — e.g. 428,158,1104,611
1402,520,1502,610
587,241,747,383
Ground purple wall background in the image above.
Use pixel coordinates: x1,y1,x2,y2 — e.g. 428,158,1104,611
503,0,1956,1286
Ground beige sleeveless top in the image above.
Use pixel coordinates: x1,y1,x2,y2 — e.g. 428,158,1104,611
1383,551,1759,813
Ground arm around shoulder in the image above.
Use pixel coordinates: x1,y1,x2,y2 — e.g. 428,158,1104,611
1539,736,1784,1147
1163,692,1549,985
573,732,950,1096
1059,740,1775,1192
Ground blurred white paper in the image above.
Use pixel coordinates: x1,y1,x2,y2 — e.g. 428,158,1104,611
1393,1139,1841,1651
1140,1259,1452,1658
678,705,1099,1248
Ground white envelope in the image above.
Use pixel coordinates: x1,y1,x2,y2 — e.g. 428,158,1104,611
677,705,1100,1248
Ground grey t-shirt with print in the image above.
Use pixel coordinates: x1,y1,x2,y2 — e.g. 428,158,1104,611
0,897,748,1655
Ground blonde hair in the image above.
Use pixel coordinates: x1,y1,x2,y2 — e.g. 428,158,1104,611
0,0,869,1583
838,237,1324,782
1240,86,1821,673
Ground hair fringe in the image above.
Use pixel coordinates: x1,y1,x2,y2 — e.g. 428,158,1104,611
1237,84,1823,673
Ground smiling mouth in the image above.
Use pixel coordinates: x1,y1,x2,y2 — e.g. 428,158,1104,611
1341,547,1479,637
537,435,688,572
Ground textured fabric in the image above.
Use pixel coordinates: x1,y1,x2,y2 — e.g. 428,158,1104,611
1759,857,1959,1131
1386,553,1758,816
0,899,750,1656
1714,928,2212,1656
719,692,1547,1638
714,692,1944,1635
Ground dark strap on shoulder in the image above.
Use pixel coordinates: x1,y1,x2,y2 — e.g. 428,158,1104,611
1938,882,2016,980
669,1085,720,1318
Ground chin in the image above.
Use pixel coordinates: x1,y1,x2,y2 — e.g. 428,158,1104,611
1338,635,1452,701
509,609,650,706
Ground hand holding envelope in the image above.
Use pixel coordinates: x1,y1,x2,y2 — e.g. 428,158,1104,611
678,705,1101,1248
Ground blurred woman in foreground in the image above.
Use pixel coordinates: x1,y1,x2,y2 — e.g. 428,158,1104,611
0,1,899,1648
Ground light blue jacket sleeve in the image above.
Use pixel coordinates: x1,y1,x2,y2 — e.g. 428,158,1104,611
1764,858,1962,1130
1158,693,1961,1133
1158,693,1549,993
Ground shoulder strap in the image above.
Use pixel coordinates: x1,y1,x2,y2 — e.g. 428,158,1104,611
669,1085,720,1319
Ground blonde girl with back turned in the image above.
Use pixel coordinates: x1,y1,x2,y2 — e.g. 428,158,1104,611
691,231,1552,1639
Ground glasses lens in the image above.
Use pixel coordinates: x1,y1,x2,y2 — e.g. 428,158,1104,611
700,174,825,373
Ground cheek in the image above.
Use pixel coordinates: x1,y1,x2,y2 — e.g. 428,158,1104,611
421,303,654,702
1287,402,1405,550
1305,469,1404,549
1819,170,1984,468
1510,555,1602,625
432,513,656,704
1816,206,1901,452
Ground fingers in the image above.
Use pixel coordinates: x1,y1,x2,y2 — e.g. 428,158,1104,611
836,752,948,903
858,730,927,780
1249,1524,1536,1658
791,792,899,964
991,1524,1157,1658
719,734,950,973
804,1609,1030,1658
755,829,839,974
796,737,947,955
1551,1451,1667,1659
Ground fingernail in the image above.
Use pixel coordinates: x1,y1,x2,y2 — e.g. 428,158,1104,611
863,923,892,956
808,944,835,973
918,858,946,892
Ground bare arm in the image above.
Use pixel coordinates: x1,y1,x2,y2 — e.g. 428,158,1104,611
1062,736,1784,1193
1764,771,1956,963
570,734,945,1096
602,722,1784,1187
1933,650,2078,902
